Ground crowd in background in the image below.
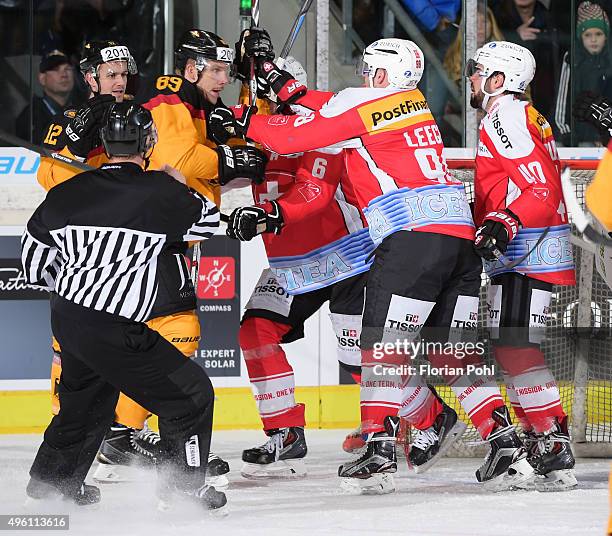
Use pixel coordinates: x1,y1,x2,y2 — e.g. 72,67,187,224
3,0,612,148
353,0,612,147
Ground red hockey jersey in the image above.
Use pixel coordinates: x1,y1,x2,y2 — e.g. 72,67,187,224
246,87,475,246
475,95,575,285
254,148,374,295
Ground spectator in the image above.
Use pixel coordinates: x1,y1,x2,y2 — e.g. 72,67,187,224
555,1,612,146
493,0,560,119
15,50,76,145
444,6,505,86
442,5,508,145
400,0,461,34
398,0,461,125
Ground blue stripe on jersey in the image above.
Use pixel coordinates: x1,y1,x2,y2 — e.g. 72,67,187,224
363,184,474,245
268,228,375,294
484,225,574,277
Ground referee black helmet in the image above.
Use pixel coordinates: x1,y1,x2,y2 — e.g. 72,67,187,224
101,102,157,158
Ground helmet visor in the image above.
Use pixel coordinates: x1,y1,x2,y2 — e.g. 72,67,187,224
355,56,373,77
464,58,483,78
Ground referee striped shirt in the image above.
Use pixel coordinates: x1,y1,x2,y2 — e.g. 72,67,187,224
21,162,219,322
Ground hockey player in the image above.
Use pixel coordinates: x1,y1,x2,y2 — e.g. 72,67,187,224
466,41,577,491
223,56,374,478
23,102,225,510
209,36,522,492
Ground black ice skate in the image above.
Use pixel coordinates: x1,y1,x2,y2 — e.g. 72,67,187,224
338,417,399,495
26,477,101,506
157,481,227,515
476,406,535,491
94,423,230,488
241,427,307,479
408,402,467,474
527,417,577,492
93,423,160,483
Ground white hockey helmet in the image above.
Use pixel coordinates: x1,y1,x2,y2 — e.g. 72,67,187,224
358,38,424,89
466,41,535,96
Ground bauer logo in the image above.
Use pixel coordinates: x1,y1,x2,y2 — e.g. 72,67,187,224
0,148,40,184
197,257,235,299
185,435,200,467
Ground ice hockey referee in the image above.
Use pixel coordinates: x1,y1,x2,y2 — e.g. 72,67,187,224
20,102,226,511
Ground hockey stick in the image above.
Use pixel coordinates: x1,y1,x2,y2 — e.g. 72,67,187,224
0,129,222,285
276,0,314,68
489,226,551,271
248,0,261,108
560,166,612,248
0,129,93,172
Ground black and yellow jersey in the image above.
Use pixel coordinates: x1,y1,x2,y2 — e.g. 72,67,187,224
138,74,222,206
37,107,109,192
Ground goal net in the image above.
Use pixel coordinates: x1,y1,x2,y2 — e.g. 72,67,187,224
404,155,612,458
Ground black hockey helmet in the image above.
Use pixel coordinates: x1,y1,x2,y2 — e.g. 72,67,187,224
174,29,235,74
101,102,156,158
79,40,138,77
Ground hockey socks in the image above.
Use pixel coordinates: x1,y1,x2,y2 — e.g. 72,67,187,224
495,346,566,433
240,317,306,430
429,351,505,439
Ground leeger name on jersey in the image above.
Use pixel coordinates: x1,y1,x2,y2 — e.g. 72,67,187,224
475,95,575,285
253,148,374,295
246,87,475,246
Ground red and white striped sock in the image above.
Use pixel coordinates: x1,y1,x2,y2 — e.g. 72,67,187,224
429,352,505,439
495,346,566,433
240,317,306,430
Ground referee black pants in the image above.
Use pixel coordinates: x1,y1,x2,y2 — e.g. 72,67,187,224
30,297,214,498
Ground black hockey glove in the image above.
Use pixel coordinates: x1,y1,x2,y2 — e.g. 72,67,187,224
65,94,115,159
208,105,256,144
226,200,283,241
573,91,612,145
216,144,267,186
474,209,521,262
255,59,307,105
235,27,275,83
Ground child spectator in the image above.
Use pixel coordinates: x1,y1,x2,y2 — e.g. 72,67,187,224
555,1,612,145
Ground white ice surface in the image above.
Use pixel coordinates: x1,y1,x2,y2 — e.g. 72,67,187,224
0,430,609,536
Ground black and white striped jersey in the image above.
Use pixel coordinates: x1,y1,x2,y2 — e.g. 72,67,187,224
21,162,219,321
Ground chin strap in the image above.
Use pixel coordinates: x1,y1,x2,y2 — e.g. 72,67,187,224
480,74,506,111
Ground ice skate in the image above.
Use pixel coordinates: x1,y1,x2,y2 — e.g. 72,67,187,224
26,477,100,506
476,407,535,491
342,424,366,453
241,427,307,479
338,417,399,495
206,452,231,489
157,480,227,515
527,417,577,492
408,403,467,474
93,423,161,483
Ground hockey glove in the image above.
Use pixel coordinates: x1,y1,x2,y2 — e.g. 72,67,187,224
573,91,612,144
474,209,521,262
65,94,115,159
235,28,275,83
227,201,284,241
208,105,256,144
216,144,267,186
255,59,307,105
